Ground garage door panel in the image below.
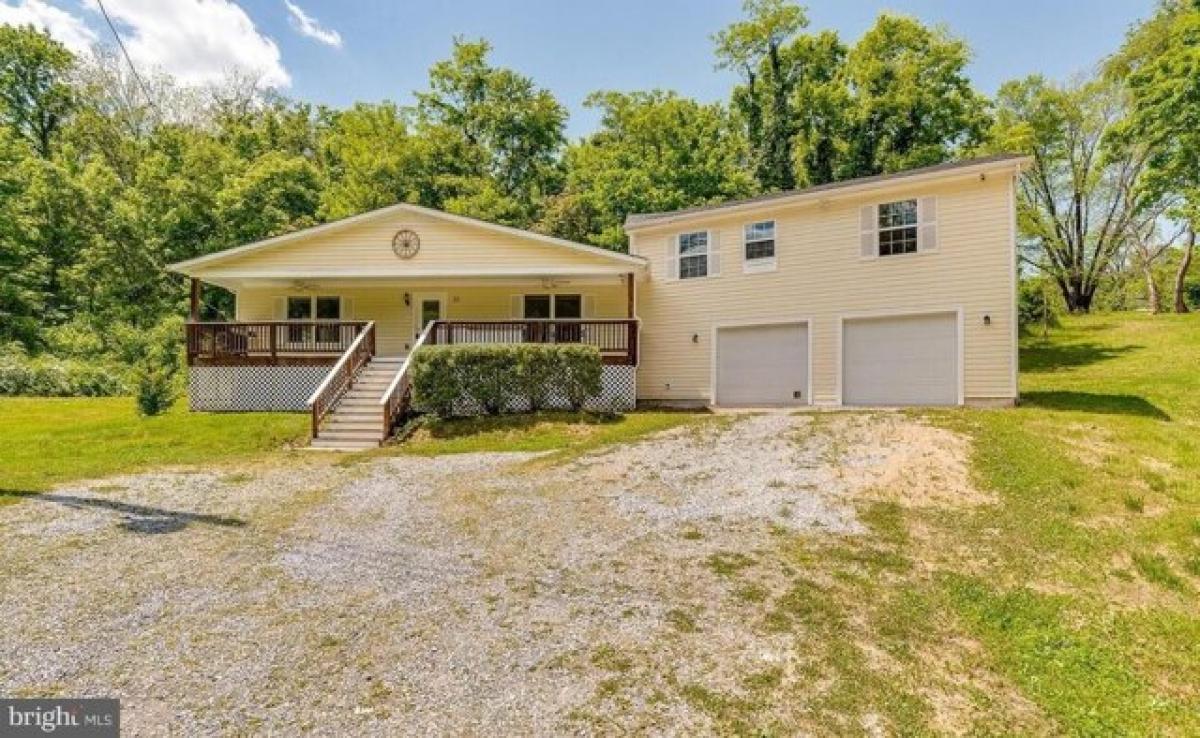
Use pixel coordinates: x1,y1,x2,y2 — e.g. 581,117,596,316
716,323,808,406
843,313,958,406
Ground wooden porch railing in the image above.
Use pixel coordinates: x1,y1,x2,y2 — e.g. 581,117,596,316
426,319,639,365
379,321,435,439
306,322,376,438
186,320,371,365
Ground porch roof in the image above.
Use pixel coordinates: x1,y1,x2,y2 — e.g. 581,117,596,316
167,202,646,280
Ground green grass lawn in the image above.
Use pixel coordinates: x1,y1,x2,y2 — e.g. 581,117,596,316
925,313,1200,733
0,397,308,496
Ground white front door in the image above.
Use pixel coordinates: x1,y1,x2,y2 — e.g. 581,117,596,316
412,292,446,340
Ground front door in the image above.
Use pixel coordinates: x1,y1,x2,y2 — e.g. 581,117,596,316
413,292,446,341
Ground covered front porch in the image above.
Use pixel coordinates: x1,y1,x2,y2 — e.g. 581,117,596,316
184,272,640,367
182,273,642,447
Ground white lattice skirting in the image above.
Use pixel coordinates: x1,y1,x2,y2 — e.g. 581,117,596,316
189,364,637,414
188,366,330,412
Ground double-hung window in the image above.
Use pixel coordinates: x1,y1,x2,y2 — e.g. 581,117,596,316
285,295,341,343
677,231,710,279
743,220,776,271
877,199,919,256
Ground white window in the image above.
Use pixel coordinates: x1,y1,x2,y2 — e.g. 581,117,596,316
743,220,776,271
860,197,938,258
677,231,710,279
878,200,918,256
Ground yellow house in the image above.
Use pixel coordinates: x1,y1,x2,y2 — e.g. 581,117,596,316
169,153,1028,448
626,153,1028,409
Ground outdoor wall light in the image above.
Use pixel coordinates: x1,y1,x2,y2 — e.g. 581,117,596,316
403,292,411,306
692,333,700,343
983,314,992,326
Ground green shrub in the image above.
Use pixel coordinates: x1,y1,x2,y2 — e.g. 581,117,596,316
1018,277,1061,332
131,317,185,416
133,365,176,416
558,344,603,411
0,343,126,397
411,343,604,418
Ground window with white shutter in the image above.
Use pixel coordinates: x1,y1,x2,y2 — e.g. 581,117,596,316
676,231,710,279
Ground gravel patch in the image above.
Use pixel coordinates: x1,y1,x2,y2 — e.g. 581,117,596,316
0,411,975,735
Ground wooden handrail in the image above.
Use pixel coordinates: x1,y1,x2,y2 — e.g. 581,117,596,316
379,321,436,439
186,320,370,365
307,321,376,438
426,319,640,365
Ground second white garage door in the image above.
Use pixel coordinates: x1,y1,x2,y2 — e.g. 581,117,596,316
842,312,959,406
715,323,809,406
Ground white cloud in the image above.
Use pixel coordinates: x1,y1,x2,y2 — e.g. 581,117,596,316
0,1,98,54
283,0,340,48
82,0,291,88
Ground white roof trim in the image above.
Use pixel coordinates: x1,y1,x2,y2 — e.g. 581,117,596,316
625,157,1032,232
167,202,646,273
182,266,639,279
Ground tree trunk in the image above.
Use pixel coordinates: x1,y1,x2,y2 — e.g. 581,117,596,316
1057,275,1094,313
1173,227,1194,314
1144,264,1163,314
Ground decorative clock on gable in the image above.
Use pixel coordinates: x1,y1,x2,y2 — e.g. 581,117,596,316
391,229,420,259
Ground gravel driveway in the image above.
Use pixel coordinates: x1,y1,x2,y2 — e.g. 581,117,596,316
0,412,975,735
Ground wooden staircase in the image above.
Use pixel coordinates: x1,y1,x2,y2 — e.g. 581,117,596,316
310,357,404,450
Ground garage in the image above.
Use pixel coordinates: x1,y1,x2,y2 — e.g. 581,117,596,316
842,312,959,406
715,322,809,406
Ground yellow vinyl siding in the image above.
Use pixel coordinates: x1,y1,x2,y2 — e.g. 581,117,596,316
630,173,1017,404
235,283,629,357
198,209,626,278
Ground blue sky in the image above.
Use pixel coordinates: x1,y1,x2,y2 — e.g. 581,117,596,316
3,1,1158,138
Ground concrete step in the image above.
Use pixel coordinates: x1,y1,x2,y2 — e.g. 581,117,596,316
324,422,379,432
317,429,385,442
310,438,379,451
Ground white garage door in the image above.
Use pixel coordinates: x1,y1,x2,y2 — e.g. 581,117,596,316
716,323,809,406
843,313,959,406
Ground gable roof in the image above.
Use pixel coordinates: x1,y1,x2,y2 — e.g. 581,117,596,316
624,154,1031,230
167,201,645,274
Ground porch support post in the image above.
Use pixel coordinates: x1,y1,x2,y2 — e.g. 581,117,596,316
189,278,201,321
626,272,635,318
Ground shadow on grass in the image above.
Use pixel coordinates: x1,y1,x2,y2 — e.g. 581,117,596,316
0,490,246,534
1021,342,1140,373
1021,391,1170,420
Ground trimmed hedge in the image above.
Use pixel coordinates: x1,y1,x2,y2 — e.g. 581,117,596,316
411,343,603,418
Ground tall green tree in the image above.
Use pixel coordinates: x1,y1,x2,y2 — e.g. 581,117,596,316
216,152,323,243
1111,0,1200,313
415,38,567,225
840,13,989,178
539,91,755,249
0,128,49,346
318,102,423,219
714,0,810,191
0,26,75,159
991,75,1147,313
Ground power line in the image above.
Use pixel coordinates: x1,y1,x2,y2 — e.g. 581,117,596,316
94,0,156,110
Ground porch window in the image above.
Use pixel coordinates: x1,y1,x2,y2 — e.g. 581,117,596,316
287,296,312,343
877,200,918,256
523,294,552,319
677,231,709,279
315,296,341,343
522,294,582,319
